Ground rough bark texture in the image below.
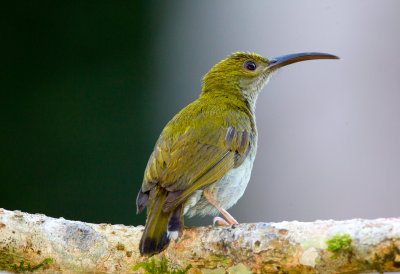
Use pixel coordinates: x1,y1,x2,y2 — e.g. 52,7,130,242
1,208,400,273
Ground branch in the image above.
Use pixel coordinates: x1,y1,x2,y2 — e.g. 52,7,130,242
0,208,400,273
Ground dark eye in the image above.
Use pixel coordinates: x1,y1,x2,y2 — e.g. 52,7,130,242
244,61,257,71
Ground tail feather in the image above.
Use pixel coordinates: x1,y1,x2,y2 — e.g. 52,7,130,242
139,189,184,256
136,187,149,214
167,203,184,241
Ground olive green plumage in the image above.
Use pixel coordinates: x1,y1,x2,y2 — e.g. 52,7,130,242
137,52,265,256
136,51,339,256
144,93,254,197
137,85,255,255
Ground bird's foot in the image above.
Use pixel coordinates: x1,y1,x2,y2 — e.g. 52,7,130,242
213,216,230,226
204,190,239,225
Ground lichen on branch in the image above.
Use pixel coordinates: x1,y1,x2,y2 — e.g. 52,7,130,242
1,208,400,273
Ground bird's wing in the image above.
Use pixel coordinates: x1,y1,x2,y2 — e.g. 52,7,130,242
139,103,253,213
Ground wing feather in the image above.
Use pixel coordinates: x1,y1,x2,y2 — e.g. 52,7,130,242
138,99,254,214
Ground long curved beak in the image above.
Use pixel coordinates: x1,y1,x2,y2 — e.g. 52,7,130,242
267,52,339,71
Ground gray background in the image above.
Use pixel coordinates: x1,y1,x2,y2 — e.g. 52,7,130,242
151,1,400,225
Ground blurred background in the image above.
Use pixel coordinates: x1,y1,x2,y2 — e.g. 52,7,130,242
2,1,400,227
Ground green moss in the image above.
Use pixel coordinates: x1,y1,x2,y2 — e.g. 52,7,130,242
132,258,191,274
201,267,226,274
0,250,53,273
326,233,354,258
12,258,53,273
206,254,232,268
227,263,252,274
0,250,17,272
0,249,53,272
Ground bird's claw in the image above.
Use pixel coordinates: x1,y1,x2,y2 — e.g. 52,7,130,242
213,216,230,226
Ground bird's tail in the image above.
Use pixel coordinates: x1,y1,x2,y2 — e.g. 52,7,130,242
139,189,184,256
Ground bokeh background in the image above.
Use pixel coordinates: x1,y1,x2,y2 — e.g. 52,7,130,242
2,1,400,227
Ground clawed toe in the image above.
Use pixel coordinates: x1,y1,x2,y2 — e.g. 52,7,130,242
213,216,230,226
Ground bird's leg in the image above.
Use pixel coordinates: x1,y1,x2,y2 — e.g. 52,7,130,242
213,216,230,226
203,190,238,225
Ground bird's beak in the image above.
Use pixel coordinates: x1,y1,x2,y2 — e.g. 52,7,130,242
266,52,339,71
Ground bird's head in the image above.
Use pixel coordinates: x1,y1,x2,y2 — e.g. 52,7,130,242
201,52,339,109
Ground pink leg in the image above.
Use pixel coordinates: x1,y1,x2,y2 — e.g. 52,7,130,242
203,191,238,225
213,216,229,226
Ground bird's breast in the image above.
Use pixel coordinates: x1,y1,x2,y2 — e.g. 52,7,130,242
184,138,257,217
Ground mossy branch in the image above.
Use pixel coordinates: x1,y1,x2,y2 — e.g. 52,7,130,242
1,208,400,273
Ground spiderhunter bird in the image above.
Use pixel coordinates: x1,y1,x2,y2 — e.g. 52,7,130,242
136,51,339,255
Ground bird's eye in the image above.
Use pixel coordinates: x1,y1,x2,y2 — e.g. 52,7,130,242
244,61,257,71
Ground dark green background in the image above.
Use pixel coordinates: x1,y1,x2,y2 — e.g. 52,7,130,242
1,3,169,225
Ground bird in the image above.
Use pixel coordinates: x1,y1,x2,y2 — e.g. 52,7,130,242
136,51,339,256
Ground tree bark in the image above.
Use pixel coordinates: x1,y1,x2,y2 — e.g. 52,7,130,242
0,208,400,273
